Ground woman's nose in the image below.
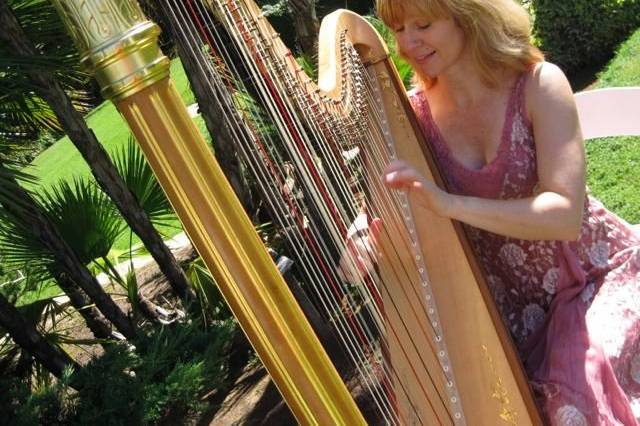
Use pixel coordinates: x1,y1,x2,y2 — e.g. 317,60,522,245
397,29,422,51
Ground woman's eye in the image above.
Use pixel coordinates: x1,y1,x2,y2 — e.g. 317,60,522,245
393,26,405,33
418,23,431,30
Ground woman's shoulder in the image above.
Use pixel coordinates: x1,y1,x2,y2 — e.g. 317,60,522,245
527,61,571,91
523,61,575,122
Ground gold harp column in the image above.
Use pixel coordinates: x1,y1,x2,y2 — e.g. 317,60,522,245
51,1,365,424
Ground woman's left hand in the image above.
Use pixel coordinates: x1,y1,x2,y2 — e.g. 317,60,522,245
383,160,453,217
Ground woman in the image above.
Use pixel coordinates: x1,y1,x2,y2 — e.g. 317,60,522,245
374,0,640,424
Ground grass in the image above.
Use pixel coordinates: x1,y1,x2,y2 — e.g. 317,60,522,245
593,29,640,89
25,58,197,190
584,27,640,224
24,58,205,251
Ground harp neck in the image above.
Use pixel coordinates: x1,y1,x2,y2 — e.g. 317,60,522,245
318,10,390,99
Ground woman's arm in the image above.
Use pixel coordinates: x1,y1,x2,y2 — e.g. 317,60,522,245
385,63,586,241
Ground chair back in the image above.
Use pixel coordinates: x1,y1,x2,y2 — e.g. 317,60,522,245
575,87,640,139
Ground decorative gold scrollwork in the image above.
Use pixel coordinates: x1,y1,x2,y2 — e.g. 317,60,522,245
482,345,519,425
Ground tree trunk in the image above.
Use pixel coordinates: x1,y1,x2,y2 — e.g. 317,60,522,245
0,161,136,340
288,0,320,58
0,0,196,304
0,292,79,379
158,1,253,212
55,273,113,339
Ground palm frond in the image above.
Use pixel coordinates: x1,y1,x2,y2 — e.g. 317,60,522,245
0,205,56,281
112,136,176,228
38,178,125,265
0,0,93,143
186,257,231,322
0,159,41,228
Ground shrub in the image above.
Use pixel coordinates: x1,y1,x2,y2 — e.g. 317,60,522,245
526,0,640,75
69,319,235,425
0,319,237,425
0,368,74,426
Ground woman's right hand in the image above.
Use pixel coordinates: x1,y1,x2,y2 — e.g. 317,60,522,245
384,160,453,218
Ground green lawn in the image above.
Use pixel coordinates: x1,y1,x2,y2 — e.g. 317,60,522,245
24,58,206,251
584,27,640,224
26,58,197,190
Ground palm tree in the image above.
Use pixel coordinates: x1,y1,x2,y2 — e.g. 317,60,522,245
41,174,172,324
0,159,115,341
0,291,79,380
0,0,195,305
0,160,136,339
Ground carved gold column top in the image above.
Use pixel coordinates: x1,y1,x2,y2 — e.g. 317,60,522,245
51,0,169,101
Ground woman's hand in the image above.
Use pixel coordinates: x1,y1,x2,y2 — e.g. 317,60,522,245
337,212,383,283
383,160,452,218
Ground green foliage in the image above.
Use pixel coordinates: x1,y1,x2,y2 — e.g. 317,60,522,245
528,0,640,74
40,178,124,266
365,16,414,88
69,345,142,425
186,257,232,322
297,54,318,81
70,320,235,425
260,0,288,17
0,200,56,285
0,367,74,426
141,361,205,424
0,176,125,288
112,136,177,231
594,27,640,88
0,319,237,425
0,0,92,142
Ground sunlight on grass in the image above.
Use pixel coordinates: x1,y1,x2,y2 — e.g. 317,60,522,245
587,137,640,224
25,58,199,191
594,29,640,89
22,58,211,251
584,27,640,224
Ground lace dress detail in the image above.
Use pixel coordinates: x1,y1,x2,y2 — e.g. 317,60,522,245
410,73,640,425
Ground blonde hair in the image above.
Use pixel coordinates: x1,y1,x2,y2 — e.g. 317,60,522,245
376,0,544,87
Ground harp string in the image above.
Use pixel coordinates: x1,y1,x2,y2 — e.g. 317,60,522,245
185,0,448,422
164,0,465,423
218,5,448,420
178,0,442,420
166,1,397,416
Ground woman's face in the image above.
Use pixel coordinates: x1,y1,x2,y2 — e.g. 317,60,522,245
392,14,466,80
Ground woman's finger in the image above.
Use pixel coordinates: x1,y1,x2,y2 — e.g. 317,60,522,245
384,168,424,190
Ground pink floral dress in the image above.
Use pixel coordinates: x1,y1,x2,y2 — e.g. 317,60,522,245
410,73,640,425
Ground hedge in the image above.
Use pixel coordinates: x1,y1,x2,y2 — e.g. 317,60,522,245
524,0,640,74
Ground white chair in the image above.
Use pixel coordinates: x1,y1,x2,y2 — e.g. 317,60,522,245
574,87,640,139
575,87,640,232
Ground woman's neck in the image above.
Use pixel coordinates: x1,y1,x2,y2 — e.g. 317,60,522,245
427,62,516,111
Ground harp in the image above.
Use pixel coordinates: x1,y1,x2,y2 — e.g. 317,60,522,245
53,0,543,424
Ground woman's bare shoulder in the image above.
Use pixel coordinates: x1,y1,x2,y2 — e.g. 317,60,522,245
525,62,575,121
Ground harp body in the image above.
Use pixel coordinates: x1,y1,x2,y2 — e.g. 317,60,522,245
247,6,542,424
